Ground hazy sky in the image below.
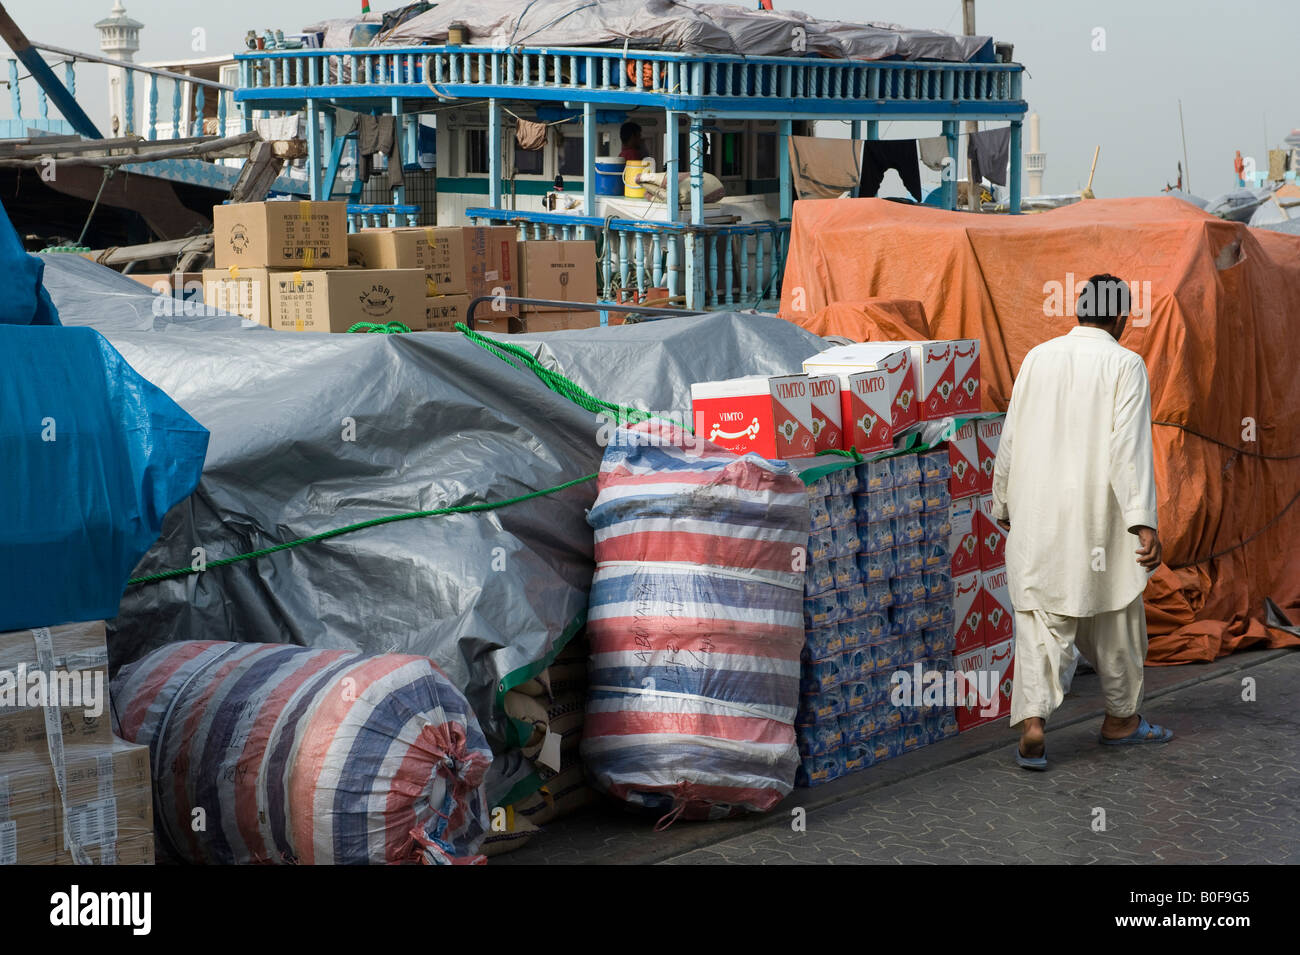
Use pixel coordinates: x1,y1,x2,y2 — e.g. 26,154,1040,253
2,0,1292,198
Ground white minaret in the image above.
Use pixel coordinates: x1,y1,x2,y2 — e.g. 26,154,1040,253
95,0,143,136
1025,112,1045,196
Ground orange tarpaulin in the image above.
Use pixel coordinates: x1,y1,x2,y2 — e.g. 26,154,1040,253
792,298,932,341
780,196,1300,664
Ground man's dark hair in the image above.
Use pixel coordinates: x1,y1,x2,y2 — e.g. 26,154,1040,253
620,121,641,144
1077,273,1130,324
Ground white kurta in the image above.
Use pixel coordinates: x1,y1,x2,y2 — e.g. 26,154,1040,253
992,325,1158,617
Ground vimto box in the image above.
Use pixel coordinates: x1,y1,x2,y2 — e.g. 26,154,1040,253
980,567,1013,647
802,343,919,431
952,570,983,653
974,493,1008,570
691,375,815,460
805,375,843,452
948,495,979,577
839,370,894,453
903,339,981,420
976,414,1004,494
986,638,1015,721
947,420,980,500
953,644,993,732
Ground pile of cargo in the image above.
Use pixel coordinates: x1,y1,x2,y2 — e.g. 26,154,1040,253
0,622,154,865
690,337,1015,788
202,200,600,333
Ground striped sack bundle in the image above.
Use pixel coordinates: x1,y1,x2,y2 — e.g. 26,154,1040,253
112,641,492,865
581,421,809,821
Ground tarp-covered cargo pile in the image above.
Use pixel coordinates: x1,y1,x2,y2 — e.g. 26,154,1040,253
39,252,831,856
310,0,996,61
779,196,1300,663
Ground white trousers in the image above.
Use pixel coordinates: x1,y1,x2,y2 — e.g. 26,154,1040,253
1010,595,1147,726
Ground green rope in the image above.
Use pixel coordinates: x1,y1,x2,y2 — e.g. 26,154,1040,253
127,471,598,586
346,321,412,334
453,321,692,432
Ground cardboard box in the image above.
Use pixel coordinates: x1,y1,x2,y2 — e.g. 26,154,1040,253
980,567,1013,647
203,266,277,326
473,310,601,334
953,644,994,733
128,272,204,299
0,621,112,755
986,638,1015,721
975,493,1007,570
0,738,154,865
691,374,815,460
976,415,1004,494
948,495,979,577
518,240,598,311
270,269,427,333
902,339,981,421
946,419,981,500
951,570,983,653
350,226,514,299
802,342,919,431
805,375,843,453
839,369,894,453
425,294,474,332
213,200,348,269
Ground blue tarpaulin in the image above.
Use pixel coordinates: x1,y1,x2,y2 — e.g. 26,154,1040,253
0,198,209,631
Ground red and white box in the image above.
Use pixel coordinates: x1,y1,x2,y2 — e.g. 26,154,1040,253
974,493,1007,570
691,374,815,459
948,495,979,577
947,420,980,500
839,370,894,453
980,567,1013,647
802,343,919,431
902,339,981,421
953,644,993,732
952,570,983,653
986,638,1016,721
805,375,843,452
975,414,1004,494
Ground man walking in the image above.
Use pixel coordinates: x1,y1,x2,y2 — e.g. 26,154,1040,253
992,273,1171,771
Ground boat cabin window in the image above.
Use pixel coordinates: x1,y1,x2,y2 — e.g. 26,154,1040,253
513,143,544,176
720,132,743,178
753,133,777,180
559,137,584,176
465,128,490,175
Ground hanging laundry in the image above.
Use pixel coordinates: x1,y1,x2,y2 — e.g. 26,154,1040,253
788,135,863,200
515,118,548,151
358,114,404,187
968,127,1011,187
918,136,951,173
859,140,922,201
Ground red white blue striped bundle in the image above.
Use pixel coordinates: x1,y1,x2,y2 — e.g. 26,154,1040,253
581,422,809,820
112,641,492,865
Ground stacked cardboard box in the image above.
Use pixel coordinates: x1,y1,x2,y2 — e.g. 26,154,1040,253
504,240,600,334
347,225,521,331
206,201,427,331
0,622,153,865
954,413,1014,731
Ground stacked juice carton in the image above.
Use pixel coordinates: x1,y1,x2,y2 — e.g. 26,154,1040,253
689,337,994,784
792,449,960,786
952,413,1015,731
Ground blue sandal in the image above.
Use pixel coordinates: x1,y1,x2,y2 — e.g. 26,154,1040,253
1099,715,1173,745
1015,746,1047,771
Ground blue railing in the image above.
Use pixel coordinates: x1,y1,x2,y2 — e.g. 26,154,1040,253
9,44,236,142
467,207,788,310
235,45,1023,115
346,204,420,232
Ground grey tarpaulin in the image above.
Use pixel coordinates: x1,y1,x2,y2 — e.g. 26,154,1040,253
40,254,827,749
310,0,994,62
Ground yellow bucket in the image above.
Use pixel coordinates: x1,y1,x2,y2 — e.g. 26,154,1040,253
623,158,653,198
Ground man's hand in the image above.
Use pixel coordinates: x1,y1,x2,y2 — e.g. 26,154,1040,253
1135,526,1162,570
